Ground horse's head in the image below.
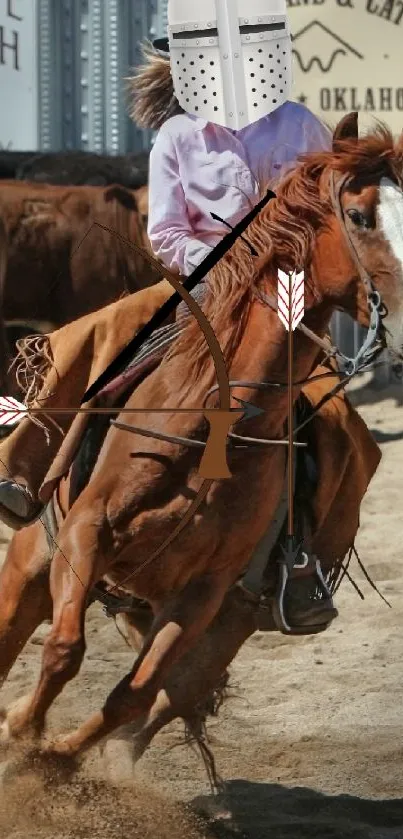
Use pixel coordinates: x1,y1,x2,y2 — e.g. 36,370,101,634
320,112,403,360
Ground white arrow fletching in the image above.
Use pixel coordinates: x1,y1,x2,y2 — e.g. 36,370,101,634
277,269,305,331
0,396,28,427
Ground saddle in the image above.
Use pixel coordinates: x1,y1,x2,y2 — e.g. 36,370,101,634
54,366,337,638
46,290,337,637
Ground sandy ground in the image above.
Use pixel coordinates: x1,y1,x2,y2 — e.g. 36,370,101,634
1,375,403,838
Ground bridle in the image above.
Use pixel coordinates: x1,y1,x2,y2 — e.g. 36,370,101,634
327,169,387,375
204,170,388,442
112,170,388,451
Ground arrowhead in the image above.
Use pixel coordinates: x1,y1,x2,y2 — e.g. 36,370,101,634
232,398,265,422
280,536,304,573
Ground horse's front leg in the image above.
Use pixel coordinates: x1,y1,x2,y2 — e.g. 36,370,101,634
5,508,103,741
0,525,52,691
44,572,231,758
0,525,53,746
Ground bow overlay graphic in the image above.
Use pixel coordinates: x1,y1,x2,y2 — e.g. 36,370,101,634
0,189,276,586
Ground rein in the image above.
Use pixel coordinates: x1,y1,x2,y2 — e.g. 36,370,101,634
114,170,387,451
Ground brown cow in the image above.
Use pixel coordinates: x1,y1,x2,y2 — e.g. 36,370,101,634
0,180,155,390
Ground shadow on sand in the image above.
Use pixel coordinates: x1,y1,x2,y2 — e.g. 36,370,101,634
347,378,403,409
368,428,403,444
193,780,403,839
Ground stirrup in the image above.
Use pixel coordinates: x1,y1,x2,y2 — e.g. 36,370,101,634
272,546,338,636
0,483,44,532
0,505,44,531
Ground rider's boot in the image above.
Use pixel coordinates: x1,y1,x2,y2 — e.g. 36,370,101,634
0,394,73,530
280,558,338,631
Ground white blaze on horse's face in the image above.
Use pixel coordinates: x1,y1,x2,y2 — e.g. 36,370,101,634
376,177,403,352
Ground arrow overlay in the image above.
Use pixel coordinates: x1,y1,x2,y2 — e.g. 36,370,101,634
277,269,305,332
277,269,306,542
0,396,27,427
0,398,263,426
232,398,265,422
276,268,306,631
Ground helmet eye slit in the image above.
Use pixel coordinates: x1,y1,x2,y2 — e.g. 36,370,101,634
172,28,218,40
239,22,286,35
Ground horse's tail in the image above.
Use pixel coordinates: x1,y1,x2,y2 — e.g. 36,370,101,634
0,215,9,390
102,184,159,296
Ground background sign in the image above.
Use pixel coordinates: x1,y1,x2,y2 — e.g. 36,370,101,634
287,0,403,134
0,0,38,149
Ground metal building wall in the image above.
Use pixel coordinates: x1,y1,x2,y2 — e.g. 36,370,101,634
37,0,158,154
156,0,168,39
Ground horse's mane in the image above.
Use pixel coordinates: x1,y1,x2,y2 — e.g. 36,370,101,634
166,124,403,388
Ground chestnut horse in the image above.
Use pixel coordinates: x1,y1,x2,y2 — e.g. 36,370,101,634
1,113,403,768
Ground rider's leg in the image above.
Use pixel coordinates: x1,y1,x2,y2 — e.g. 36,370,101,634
278,366,381,630
0,280,175,529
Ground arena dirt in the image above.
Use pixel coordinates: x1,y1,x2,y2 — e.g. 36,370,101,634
1,376,403,839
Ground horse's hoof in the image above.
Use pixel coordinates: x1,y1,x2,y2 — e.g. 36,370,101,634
0,715,21,746
102,738,137,786
0,695,38,744
0,717,11,744
23,743,79,782
41,736,77,757
0,758,19,788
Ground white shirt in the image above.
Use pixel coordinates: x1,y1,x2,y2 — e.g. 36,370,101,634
147,102,332,276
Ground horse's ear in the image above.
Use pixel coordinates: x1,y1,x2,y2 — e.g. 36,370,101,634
332,112,359,150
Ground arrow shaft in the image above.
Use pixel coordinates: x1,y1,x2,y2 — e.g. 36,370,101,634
287,314,294,539
15,407,240,415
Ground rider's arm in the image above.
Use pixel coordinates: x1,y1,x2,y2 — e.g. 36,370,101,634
148,129,212,277
266,105,332,186
298,107,332,153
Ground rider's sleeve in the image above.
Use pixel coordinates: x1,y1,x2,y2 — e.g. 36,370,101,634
268,107,332,186
299,108,332,153
148,130,213,277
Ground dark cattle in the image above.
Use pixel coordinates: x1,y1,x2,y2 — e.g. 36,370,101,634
0,151,40,180
0,149,149,189
0,180,157,390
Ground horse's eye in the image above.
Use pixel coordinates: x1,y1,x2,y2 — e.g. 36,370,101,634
346,208,368,229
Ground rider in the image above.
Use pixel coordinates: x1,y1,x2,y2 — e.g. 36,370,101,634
145,8,331,276
0,1,379,629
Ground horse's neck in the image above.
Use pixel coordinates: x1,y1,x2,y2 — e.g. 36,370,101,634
229,274,333,435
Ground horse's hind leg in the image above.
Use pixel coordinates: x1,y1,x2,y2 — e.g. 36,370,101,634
44,572,231,757
0,525,52,687
102,587,256,783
